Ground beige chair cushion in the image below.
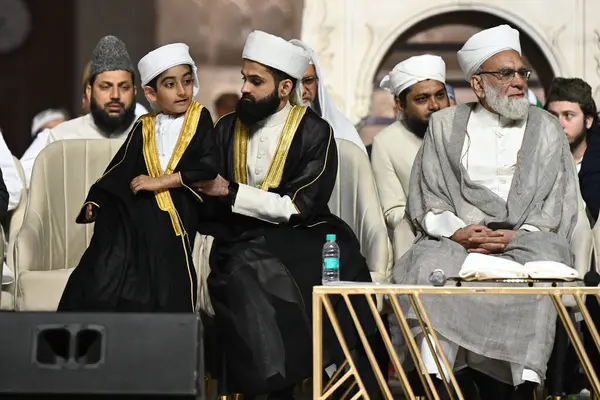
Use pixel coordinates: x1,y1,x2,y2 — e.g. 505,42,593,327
15,139,123,310
16,268,74,311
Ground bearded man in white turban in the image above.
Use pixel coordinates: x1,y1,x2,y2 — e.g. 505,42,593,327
371,54,449,260
394,25,578,399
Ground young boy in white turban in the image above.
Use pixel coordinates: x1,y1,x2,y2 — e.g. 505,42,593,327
59,43,218,313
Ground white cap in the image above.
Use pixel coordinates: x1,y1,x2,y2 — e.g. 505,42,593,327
379,55,446,96
457,25,521,81
243,30,310,80
138,43,199,96
31,109,68,137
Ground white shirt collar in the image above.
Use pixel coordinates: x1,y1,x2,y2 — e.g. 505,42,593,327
256,102,292,128
472,103,527,129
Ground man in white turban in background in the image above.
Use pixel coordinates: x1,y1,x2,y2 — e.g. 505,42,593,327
200,30,384,399
393,25,578,399
371,54,449,261
20,109,70,188
289,39,367,153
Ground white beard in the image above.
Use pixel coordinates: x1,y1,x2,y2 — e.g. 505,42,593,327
483,82,529,120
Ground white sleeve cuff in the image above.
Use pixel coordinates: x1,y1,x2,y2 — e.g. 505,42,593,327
424,211,466,238
232,184,298,224
520,224,540,232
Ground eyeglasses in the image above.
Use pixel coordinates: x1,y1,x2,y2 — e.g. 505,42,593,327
301,76,318,85
476,68,532,82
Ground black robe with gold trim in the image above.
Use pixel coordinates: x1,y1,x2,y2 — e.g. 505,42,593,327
205,106,377,395
58,102,218,312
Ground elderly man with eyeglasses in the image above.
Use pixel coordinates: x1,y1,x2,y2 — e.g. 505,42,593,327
393,25,578,400
288,39,367,153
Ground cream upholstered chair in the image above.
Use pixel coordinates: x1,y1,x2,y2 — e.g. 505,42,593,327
571,187,593,279
14,139,123,311
561,184,594,307
195,138,393,315
1,156,28,310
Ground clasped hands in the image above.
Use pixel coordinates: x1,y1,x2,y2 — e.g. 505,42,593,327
450,224,516,255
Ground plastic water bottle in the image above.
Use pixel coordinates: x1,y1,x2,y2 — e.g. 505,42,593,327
322,234,340,285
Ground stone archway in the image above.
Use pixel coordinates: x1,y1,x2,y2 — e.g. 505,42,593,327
377,11,557,99
301,0,600,125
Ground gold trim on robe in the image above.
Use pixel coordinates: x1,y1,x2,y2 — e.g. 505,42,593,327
141,101,203,236
233,105,307,190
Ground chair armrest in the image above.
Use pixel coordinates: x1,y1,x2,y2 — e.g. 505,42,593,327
571,211,593,279
14,210,45,274
193,233,214,316
392,218,415,264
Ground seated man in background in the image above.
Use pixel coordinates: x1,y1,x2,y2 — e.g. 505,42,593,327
546,77,600,220
545,77,598,173
214,92,239,119
21,36,139,188
21,108,70,188
290,39,367,153
395,25,578,399
371,54,449,260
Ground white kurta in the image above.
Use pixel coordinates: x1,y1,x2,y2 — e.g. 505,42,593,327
424,104,538,237
371,121,422,260
155,113,184,171
231,103,299,223
575,157,582,173
21,114,135,189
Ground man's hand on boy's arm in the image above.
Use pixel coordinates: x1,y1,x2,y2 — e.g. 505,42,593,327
86,203,93,221
193,175,229,197
130,174,182,194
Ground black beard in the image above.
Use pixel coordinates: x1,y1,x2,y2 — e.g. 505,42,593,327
404,113,431,139
570,128,587,152
236,89,281,126
90,96,136,136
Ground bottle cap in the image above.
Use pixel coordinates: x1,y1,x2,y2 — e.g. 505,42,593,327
326,234,336,241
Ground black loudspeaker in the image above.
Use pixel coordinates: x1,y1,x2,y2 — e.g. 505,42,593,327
0,312,204,398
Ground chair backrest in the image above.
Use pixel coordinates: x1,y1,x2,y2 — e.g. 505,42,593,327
18,139,122,271
328,138,392,279
571,182,593,278
6,156,27,271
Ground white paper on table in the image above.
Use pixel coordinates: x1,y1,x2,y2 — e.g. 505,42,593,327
459,254,579,280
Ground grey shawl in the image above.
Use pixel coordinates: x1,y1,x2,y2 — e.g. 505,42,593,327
393,103,578,384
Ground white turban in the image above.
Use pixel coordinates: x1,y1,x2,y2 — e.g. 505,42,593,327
379,55,446,96
457,25,521,81
31,109,68,137
243,31,310,80
289,39,367,153
138,43,199,97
